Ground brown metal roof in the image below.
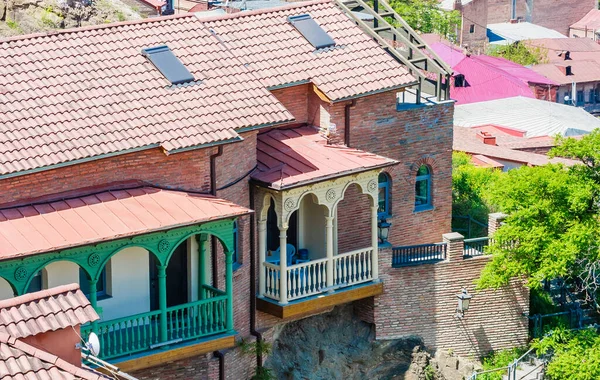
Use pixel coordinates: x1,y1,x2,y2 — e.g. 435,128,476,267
0,331,105,379
0,284,99,339
252,126,397,190
0,187,250,260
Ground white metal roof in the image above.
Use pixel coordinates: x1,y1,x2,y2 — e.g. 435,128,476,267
487,22,567,45
439,0,473,11
454,96,600,137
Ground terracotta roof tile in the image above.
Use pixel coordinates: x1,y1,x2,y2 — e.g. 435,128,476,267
252,126,396,189
0,285,99,339
0,187,250,260
0,1,413,177
0,331,105,379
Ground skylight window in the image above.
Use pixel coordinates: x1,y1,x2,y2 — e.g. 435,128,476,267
288,14,336,50
141,45,195,85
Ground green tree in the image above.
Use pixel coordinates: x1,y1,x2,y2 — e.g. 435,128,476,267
452,152,502,236
388,0,461,41
488,42,547,66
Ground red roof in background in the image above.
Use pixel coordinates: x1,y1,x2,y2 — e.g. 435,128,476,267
525,38,600,63
0,331,105,379
571,9,600,31
530,59,600,85
0,284,98,339
252,126,396,189
0,187,250,260
0,0,414,177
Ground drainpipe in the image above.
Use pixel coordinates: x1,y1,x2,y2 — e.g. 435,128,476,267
210,146,224,197
344,99,357,147
213,350,225,380
249,185,264,367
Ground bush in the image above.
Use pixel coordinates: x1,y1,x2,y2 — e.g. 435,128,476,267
478,347,527,380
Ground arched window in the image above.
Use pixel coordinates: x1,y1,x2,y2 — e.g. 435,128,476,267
415,165,432,210
378,173,391,219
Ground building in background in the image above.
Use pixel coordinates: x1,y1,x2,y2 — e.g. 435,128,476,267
570,9,600,40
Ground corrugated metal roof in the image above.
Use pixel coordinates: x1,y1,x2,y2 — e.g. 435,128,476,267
525,38,600,64
487,22,567,44
454,96,600,137
0,284,98,339
0,187,250,260
530,59,600,85
252,126,396,189
571,9,600,31
0,331,105,379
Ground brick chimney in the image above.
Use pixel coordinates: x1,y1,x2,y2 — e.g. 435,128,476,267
557,65,573,76
477,131,496,145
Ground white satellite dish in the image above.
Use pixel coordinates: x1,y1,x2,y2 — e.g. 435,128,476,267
86,332,101,356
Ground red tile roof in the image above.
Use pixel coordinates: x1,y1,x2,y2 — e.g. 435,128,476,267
0,331,105,379
0,284,98,339
0,187,250,260
453,126,578,167
0,0,414,178
200,1,414,101
252,126,396,189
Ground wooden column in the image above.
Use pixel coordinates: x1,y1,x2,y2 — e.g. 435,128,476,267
88,278,99,333
325,216,334,291
279,226,288,305
157,264,168,342
370,205,379,281
258,220,267,297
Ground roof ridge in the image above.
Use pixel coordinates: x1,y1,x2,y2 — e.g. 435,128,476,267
0,284,81,310
194,0,333,22
0,13,196,45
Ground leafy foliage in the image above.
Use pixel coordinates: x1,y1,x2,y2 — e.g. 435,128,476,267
388,0,461,41
534,327,600,380
478,347,527,380
488,42,548,66
452,152,502,236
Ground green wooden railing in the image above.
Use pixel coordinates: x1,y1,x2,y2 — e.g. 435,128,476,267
82,287,228,360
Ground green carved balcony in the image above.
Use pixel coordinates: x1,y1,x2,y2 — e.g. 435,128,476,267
81,285,228,360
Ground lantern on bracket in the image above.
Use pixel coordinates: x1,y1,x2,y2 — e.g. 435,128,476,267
455,288,473,319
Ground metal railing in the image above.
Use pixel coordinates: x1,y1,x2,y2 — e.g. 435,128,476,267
468,346,542,380
392,242,447,266
464,237,492,257
81,289,228,360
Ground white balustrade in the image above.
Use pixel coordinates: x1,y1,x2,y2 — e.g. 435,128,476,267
286,258,328,301
333,248,373,287
263,262,281,301
261,247,376,303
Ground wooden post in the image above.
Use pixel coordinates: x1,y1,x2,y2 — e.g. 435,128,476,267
370,206,379,280
225,250,234,333
258,220,267,297
88,278,98,333
157,264,168,342
325,216,335,290
197,234,208,299
279,226,288,305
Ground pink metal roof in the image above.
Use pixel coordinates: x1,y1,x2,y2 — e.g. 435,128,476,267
571,9,600,31
0,187,250,260
0,331,104,379
0,284,98,339
252,126,396,189
0,0,414,177
473,56,557,86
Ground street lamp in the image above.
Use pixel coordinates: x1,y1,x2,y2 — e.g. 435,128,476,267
455,288,472,319
378,219,391,244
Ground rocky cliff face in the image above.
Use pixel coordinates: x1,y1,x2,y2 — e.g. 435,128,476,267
0,0,141,37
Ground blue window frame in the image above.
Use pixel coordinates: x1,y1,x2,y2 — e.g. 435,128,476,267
79,267,108,299
232,221,240,267
27,271,42,293
415,165,432,211
378,173,391,219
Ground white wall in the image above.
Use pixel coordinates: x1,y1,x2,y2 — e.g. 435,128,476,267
0,278,14,300
46,261,79,288
97,247,150,321
298,195,327,260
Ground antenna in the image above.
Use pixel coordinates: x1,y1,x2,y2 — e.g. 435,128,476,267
87,332,101,356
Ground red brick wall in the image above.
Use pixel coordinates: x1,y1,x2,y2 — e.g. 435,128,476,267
271,84,309,124
336,183,372,253
370,246,530,356
0,147,213,205
460,0,488,54
333,90,454,246
133,353,219,380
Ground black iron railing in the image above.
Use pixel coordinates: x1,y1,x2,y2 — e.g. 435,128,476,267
463,237,491,257
392,242,447,267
